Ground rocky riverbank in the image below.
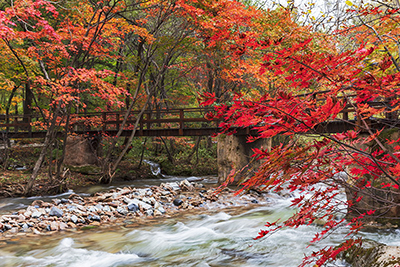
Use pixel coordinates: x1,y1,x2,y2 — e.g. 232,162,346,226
342,239,400,267
0,180,266,239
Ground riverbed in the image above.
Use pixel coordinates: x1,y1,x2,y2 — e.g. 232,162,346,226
0,175,399,267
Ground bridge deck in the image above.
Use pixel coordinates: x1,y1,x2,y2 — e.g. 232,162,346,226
0,101,398,139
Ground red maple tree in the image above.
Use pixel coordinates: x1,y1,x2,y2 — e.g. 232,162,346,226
200,2,400,266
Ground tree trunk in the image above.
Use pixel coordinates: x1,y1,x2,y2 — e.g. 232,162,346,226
23,82,33,124
24,103,61,195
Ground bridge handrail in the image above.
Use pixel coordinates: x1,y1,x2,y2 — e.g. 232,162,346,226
0,91,397,136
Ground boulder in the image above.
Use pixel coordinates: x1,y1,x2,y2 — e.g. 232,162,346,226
342,240,400,267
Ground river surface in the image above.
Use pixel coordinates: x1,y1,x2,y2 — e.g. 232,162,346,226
0,175,400,267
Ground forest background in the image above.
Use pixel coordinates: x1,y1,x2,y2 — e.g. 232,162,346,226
2,0,400,265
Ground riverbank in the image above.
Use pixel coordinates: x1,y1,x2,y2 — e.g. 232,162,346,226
0,179,267,240
0,141,218,198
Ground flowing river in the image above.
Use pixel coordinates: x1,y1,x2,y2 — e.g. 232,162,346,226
0,175,399,267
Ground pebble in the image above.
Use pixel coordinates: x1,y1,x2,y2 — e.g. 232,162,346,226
173,199,183,206
31,211,42,218
0,179,266,238
49,207,63,218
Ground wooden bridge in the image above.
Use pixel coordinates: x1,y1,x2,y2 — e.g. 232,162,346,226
0,108,224,139
0,98,399,140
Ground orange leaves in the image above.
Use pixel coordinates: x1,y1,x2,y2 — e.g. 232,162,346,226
358,103,386,119
131,25,155,44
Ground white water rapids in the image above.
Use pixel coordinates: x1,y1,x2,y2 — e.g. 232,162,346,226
0,178,400,266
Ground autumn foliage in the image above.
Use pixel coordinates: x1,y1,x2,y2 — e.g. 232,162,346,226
2,0,400,265
199,1,400,266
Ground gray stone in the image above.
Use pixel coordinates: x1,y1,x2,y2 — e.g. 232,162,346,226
59,222,68,230
158,207,166,214
117,207,128,215
154,201,161,210
88,215,101,221
138,201,152,211
128,199,151,211
31,211,42,218
102,205,111,212
180,179,194,191
137,188,152,197
145,209,154,216
161,182,180,191
49,207,63,217
70,215,78,224
88,206,98,213
50,221,59,231
127,203,139,212
141,197,153,205
154,210,162,216
21,223,29,231
67,205,77,211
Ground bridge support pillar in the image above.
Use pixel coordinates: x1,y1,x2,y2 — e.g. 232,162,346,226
64,135,101,167
217,134,271,185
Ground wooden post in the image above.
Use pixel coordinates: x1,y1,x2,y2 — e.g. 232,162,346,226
179,109,184,136
343,99,349,121
116,113,120,130
102,112,107,131
14,116,18,133
28,115,32,137
5,114,9,133
146,112,151,129
139,115,144,136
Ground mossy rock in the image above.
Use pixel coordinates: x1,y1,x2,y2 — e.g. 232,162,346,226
342,240,400,267
67,165,101,175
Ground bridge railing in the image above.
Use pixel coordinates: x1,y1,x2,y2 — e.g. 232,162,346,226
0,93,398,137
0,114,42,136
0,107,219,137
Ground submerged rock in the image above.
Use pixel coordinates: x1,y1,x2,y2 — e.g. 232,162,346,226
173,199,183,206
